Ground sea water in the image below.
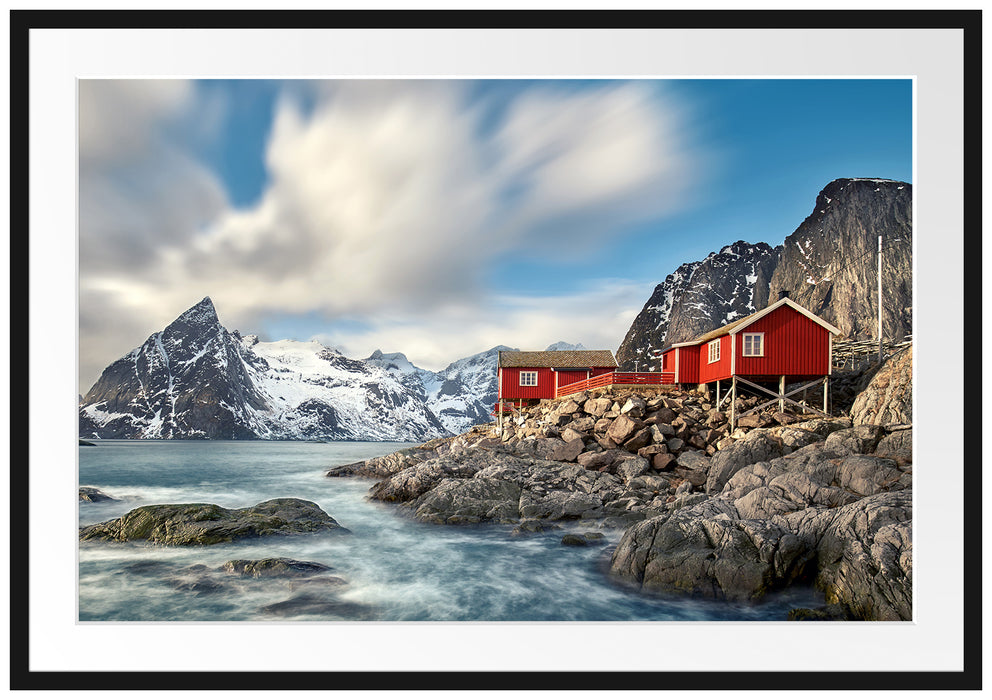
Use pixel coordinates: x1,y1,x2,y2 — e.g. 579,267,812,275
78,440,823,622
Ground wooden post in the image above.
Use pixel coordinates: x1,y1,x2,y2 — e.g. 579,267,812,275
498,400,503,435
730,376,737,430
823,377,829,414
779,375,785,413
802,386,807,414
716,379,721,407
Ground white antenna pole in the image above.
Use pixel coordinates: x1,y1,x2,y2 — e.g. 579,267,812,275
878,234,883,363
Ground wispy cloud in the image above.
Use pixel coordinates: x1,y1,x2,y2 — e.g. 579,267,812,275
79,79,704,389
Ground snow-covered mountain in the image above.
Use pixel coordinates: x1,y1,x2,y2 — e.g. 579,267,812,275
367,342,582,435
79,298,450,441
80,297,588,441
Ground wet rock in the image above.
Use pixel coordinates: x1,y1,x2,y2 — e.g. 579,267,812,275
259,594,377,619
610,499,807,601
511,519,562,535
561,534,591,546
79,486,118,502
79,498,348,545
222,558,334,578
413,478,522,525
325,446,433,478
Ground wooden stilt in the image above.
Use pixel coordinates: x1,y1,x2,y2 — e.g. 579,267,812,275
823,377,829,414
716,380,721,407
730,376,737,430
779,375,785,413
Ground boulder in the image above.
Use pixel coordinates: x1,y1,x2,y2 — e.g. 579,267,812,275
609,500,806,601
78,498,348,545
577,449,621,471
616,456,651,484
550,437,586,462
413,477,522,525
606,414,647,444
705,431,786,494
584,397,614,417
623,428,654,452
652,453,676,471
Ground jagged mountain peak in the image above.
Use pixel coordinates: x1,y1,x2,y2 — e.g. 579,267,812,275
163,296,221,336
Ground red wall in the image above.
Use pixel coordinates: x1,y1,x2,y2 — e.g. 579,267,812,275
500,367,557,400
499,367,615,400
698,334,733,383
676,346,700,384
734,306,830,379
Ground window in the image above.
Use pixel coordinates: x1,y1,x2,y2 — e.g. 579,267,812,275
519,371,538,386
742,332,765,357
707,339,721,364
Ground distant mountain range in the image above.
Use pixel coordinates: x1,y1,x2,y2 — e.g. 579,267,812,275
616,178,912,370
78,297,582,441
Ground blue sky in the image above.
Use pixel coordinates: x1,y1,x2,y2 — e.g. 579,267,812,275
78,78,911,393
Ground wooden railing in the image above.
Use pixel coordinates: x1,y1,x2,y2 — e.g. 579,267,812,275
555,371,675,398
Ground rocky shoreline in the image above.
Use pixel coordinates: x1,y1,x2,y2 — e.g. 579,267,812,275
326,350,913,621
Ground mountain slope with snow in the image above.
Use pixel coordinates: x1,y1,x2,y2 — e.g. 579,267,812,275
80,298,450,441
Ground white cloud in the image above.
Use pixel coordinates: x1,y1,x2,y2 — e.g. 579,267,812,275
79,79,704,391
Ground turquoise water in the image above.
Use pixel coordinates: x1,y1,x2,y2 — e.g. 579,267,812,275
78,440,823,621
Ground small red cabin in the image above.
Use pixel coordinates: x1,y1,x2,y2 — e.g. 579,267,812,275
497,350,618,403
661,296,841,402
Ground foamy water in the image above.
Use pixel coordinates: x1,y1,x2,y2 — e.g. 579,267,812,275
79,440,823,621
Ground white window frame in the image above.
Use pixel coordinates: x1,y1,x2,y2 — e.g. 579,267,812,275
519,371,538,387
742,332,765,357
707,339,721,364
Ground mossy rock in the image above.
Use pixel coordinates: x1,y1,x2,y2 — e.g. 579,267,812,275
78,498,348,545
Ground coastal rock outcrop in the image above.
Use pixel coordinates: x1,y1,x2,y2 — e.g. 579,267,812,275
79,486,118,502
79,498,349,545
332,382,913,620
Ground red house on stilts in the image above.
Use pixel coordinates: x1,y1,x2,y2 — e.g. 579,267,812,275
659,295,841,427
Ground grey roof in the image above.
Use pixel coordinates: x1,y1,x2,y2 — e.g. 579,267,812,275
498,350,618,369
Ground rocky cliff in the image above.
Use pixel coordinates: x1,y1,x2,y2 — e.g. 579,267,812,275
617,241,779,371
616,178,912,370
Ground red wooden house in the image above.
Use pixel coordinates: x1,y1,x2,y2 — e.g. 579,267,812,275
497,349,618,405
659,296,841,425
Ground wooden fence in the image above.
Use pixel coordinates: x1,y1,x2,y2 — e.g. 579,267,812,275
555,371,675,398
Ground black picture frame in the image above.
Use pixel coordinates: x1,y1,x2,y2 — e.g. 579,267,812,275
9,8,982,692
